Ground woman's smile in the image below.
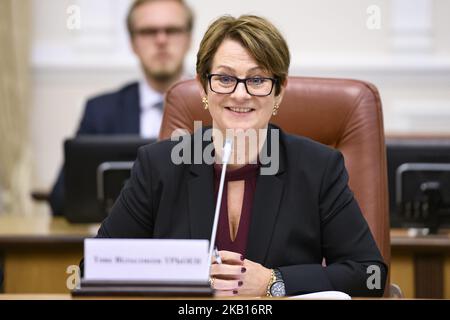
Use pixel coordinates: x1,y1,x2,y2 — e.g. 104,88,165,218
224,106,256,115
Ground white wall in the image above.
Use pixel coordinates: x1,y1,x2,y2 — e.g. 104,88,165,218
30,0,450,196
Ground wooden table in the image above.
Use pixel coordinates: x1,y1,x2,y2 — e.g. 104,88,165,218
390,228,450,299
1,214,449,298
0,294,72,300
0,213,99,293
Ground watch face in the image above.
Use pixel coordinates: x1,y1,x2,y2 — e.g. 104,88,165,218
270,281,286,297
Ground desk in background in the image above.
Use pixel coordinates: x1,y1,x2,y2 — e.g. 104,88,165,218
390,229,450,299
1,215,450,298
0,214,98,293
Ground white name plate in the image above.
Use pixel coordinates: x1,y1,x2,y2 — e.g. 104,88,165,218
84,239,210,282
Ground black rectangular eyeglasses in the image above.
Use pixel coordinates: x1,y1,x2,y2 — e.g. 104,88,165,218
207,74,278,97
132,26,188,38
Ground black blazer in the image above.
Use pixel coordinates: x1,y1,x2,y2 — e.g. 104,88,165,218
49,83,141,215
96,124,387,297
75,82,140,135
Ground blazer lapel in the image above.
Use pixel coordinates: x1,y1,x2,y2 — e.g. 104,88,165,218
188,164,216,240
246,125,286,264
246,175,284,264
188,130,216,240
120,83,140,134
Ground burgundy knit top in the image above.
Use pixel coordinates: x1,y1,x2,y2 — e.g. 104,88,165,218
213,163,260,257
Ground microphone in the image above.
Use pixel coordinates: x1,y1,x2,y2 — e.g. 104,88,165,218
208,138,233,266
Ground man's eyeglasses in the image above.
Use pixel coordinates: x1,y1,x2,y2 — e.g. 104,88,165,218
207,74,278,97
132,26,188,39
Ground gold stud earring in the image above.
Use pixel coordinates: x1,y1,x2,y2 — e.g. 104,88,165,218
202,97,209,110
272,104,279,116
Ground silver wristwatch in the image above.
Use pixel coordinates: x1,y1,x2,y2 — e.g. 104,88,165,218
269,268,286,297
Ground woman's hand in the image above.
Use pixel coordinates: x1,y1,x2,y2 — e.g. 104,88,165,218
210,250,272,297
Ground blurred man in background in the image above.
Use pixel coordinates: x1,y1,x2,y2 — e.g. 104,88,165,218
49,0,193,215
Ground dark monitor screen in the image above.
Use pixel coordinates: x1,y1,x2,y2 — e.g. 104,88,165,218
64,136,155,223
386,138,450,230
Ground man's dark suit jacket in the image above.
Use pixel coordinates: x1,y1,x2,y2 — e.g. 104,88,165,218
49,82,140,215
96,124,388,297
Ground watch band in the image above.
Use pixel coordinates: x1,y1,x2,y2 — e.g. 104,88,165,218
266,268,285,297
273,269,283,282
266,269,277,297
270,268,286,297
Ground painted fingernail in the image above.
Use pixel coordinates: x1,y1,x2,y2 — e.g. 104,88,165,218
240,255,244,261
241,267,247,273
238,281,243,287
233,290,238,295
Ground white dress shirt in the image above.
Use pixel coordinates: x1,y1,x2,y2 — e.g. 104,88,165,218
139,80,164,139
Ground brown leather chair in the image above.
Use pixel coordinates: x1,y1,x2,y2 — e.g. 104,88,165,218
159,76,391,294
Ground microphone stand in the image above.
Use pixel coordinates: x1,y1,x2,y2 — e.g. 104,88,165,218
208,139,233,266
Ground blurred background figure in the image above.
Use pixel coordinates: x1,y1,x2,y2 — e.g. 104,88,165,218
48,0,193,215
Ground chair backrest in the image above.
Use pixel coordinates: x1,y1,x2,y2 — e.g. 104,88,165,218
160,76,391,271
